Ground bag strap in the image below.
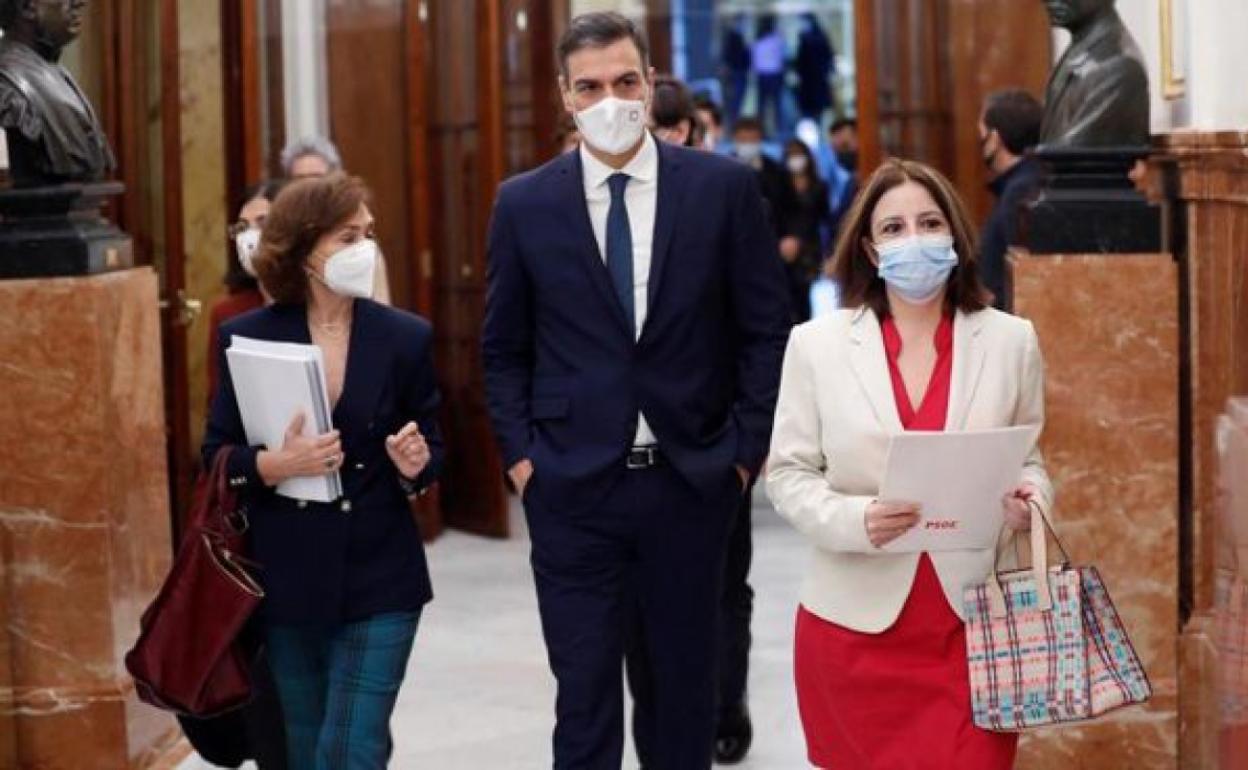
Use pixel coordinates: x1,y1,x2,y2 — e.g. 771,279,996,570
985,499,1072,618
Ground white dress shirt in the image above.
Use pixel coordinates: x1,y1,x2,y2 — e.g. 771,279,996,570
579,133,658,447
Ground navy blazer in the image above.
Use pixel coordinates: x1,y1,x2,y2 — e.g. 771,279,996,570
482,140,791,512
202,299,443,624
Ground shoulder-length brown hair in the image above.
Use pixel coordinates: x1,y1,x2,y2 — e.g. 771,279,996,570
828,158,990,317
252,172,370,304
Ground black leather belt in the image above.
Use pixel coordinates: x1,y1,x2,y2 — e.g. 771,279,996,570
625,446,663,470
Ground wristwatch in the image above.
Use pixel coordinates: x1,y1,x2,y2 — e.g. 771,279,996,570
398,473,422,497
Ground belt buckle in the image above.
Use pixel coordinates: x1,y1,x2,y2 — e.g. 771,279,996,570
627,446,656,470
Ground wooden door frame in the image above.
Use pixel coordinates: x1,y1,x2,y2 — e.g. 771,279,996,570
221,0,264,212
97,0,193,530
159,0,193,524
853,0,882,174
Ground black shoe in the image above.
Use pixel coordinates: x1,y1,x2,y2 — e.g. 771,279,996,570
714,704,753,765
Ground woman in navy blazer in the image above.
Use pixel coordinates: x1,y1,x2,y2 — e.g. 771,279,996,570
202,173,443,770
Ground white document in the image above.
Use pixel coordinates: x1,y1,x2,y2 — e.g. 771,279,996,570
879,425,1041,553
225,336,342,502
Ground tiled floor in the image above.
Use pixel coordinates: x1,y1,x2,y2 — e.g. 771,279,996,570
180,485,811,769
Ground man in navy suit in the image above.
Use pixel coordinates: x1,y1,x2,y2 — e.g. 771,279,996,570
482,13,790,770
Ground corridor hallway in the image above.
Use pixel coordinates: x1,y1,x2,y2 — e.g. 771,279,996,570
180,486,810,768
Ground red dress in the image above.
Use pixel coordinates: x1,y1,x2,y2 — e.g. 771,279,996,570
793,315,1017,769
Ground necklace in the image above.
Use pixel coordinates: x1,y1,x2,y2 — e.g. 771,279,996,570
311,317,351,340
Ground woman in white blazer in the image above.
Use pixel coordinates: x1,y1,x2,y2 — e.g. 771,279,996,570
766,158,1053,769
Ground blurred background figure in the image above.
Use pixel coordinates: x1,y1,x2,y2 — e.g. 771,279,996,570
651,75,701,147
206,180,284,404
278,135,392,303
794,13,834,124
751,14,786,137
978,89,1044,310
279,136,342,179
826,117,860,224
720,14,752,129
731,117,797,244
780,139,832,322
693,93,726,153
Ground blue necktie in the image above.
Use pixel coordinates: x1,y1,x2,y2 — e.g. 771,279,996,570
606,173,634,331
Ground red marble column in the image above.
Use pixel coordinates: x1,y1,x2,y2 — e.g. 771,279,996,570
0,269,186,768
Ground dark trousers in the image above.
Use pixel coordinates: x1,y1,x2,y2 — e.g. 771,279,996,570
264,611,420,770
527,463,739,770
627,482,754,766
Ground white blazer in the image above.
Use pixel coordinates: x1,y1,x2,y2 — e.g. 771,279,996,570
765,306,1054,633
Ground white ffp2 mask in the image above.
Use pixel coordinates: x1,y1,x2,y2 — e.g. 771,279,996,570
574,96,647,156
235,228,262,277
318,239,378,299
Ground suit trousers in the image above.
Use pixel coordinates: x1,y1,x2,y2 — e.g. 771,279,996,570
526,462,740,770
626,482,755,766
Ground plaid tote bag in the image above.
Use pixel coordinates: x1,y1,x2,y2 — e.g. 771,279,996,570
962,503,1151,731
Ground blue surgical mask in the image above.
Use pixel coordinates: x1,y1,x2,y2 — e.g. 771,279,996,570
874,234,958,304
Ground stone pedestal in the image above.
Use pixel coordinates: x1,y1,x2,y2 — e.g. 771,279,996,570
1011,251,1180,769
1023,147,1162,255
0,269,184,768
0,182,133,279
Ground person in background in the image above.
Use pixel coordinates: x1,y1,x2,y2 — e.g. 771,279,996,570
978,89,1044,310
280,136,342,179
719,14,751,129
751,14,786,136
767,158,1051,769
639,74,761,766
794,12,834,123
203,173,444,769
731,116,797,242
780,139,832,322
650,75,700,147
206,180,284,404
693,93,726,153
279,135,392,304
827,117,860,221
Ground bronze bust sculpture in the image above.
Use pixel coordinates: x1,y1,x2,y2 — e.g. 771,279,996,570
1039,0,1149,147
0,0,115,186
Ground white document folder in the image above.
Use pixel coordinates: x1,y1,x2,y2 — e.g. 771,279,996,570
879,425,1042,552
225,336,342,502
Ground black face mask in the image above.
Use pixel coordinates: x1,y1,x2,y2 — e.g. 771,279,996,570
835,150,858,173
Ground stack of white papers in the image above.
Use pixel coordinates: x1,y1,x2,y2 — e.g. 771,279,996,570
225,336,342,502
880,425,1042,552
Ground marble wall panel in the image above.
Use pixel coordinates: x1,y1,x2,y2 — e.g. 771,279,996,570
1012,251,1180,769
0,270,180,768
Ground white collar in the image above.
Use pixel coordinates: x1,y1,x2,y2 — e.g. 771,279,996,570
579,131,659,189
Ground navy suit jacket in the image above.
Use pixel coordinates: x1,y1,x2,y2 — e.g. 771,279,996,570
482,140,791,512
202,299,443,624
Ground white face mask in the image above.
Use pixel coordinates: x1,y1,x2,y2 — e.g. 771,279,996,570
313,239,378,299
234,227,262,277
786,155,809,175
573,95,648,156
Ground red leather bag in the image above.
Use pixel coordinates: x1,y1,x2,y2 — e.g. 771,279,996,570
126,447,263,716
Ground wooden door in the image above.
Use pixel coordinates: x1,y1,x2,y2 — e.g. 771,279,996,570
422,0,509,537
854,0,1051,223
84,0,194,535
